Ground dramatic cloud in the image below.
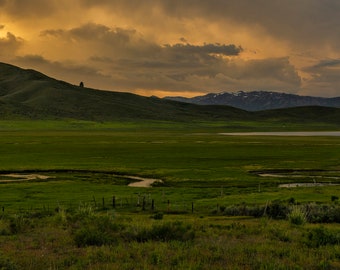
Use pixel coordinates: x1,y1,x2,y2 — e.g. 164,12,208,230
302,59,340,97
0,31,24,58
0,0,62,18
78,0,340,48
13,54,113,89
1,1,339,97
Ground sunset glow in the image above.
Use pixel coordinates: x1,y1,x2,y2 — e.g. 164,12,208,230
1,0,339,97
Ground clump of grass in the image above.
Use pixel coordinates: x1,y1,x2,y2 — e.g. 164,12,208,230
288,205,307,225
54,206,67,225
76,203,95,218
9,214,33,234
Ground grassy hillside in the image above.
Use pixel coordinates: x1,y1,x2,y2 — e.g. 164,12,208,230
255,106,340,125
1,62,340,126
0,62,250,121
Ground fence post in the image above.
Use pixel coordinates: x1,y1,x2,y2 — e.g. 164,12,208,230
142,196,146,211
112,196,116,208
137,194,140,207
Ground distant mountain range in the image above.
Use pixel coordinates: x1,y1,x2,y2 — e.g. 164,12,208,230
1,62,340,125
165,91,340,111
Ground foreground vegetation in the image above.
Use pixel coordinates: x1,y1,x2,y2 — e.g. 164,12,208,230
0,208,340,269
0,120,339,269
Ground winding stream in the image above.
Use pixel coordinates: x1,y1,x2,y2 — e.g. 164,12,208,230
0,172,163,187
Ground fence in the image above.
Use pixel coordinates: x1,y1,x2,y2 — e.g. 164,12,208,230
0,194,202,216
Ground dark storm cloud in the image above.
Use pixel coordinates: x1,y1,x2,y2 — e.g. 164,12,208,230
311,59,340,69
37,22,300,93
42,23,242,67
302,59,340,96
0,32,24,56
94,52,300,92
2,1,337,96
78,0,340,49
13,54,113,89
14,54,105,77
0,0,58,17
234,58,300,84
164,43,242,56
40,23,151,56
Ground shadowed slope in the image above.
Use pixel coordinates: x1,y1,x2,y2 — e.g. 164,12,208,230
1,62,340,125
0,62,249,121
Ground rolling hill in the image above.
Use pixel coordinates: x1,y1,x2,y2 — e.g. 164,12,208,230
1,62,340,125
0,62,251,121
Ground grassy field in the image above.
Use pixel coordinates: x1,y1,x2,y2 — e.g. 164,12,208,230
0,120,339,269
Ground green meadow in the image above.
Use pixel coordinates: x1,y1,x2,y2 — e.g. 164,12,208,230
0,120,339,269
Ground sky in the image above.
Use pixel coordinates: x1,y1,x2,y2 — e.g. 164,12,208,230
0,0,340,98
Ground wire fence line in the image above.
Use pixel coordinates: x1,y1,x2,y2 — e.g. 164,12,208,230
1,194,200,216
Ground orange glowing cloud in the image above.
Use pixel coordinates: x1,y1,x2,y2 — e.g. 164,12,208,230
0,0,339,97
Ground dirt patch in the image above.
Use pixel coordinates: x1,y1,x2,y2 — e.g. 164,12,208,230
127,176,163,187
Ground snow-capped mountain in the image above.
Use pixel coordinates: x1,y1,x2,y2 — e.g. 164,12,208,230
164,91,340,111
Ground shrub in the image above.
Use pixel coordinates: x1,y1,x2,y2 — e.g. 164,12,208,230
266,200,288,219
151,212,164,220
0,254,17,270
135,221,195,242
331,195,339,202
306,227,340,247
74,227,110,247
288,197,296,204
73,216,122,247
288,205,307,225
307,204,340,223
